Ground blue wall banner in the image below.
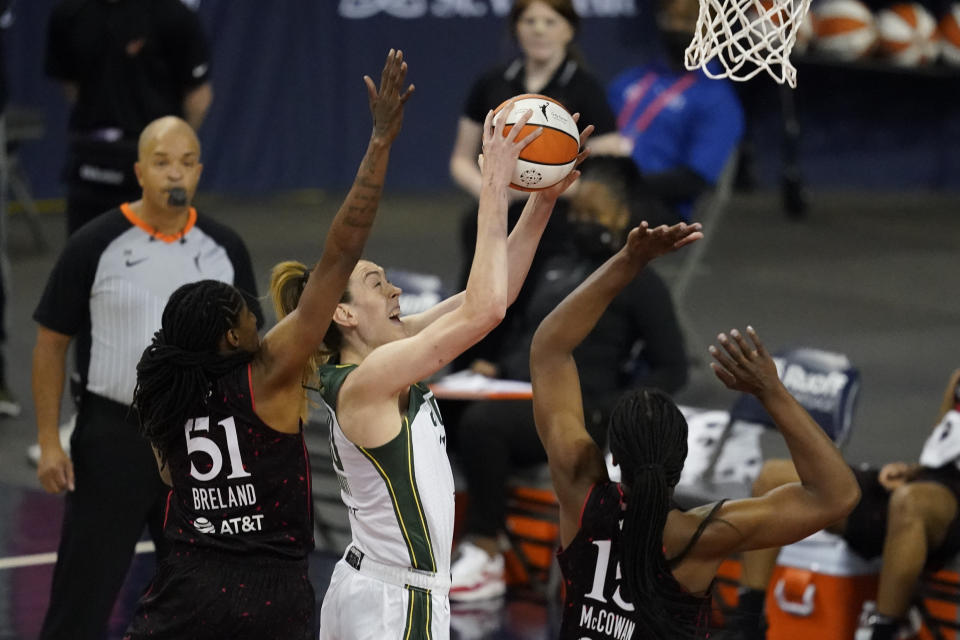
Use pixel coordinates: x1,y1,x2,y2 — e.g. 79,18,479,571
5,0,959,198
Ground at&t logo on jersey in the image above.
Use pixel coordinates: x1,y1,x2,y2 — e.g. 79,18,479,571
192,514,266,536
193,516,216,534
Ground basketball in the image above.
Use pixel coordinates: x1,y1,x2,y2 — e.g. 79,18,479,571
492,94,580,192
877,3,938,66
748,0,816,53
939,4,960,65
813,0,878,60
794,8,816,54
744,0,789,47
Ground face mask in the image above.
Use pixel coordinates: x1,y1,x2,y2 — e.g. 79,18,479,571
571,220,619,259
167,187,188,207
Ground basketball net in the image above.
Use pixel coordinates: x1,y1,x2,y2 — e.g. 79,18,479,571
684,0,813,87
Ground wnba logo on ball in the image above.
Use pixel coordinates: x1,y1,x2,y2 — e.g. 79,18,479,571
519,169,544,187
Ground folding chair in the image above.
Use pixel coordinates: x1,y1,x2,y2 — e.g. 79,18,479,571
674,347,860,634
675,345,861,508
502,465,561,602
4,106,48,252
913,565,960,640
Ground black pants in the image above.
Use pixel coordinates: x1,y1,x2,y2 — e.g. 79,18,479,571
455,399,608,538
39,393,170,640
64,138,141,236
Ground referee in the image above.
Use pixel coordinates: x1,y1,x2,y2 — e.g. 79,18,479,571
32,116,262,640
45,0,214,235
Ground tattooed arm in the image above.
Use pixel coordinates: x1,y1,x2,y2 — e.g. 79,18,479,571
252,49,415,428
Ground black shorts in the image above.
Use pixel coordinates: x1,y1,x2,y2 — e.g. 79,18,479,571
124,548,314,640
842,464,960,570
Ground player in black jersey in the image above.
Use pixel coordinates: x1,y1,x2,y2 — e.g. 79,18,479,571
529,221,862,640
122,49,414,640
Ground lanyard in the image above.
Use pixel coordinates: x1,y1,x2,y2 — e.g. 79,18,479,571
617,72,698,136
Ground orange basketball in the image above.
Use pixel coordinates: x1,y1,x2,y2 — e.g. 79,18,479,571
814,0,878,60
794,7,816,53
877,2,938,66
756,0,791,27
747,0,815,53
941,4,960,65
492,93,580,192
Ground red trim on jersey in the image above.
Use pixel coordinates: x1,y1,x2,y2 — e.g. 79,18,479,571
247,362,256,413
120,202,197,243
301,430,312,520
578,483,598,528
162,489,172,530
632,73,698,135
616,72,656,131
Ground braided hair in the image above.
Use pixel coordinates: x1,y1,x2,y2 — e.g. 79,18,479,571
608,388,708,638
135,280,253,462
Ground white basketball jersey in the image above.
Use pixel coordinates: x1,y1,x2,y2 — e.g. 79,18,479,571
318,364,455,575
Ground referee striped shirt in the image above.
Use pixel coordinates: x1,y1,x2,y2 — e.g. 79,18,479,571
34,203,261,406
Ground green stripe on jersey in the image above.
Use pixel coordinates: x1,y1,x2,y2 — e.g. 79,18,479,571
357,415,436,572
317,363,357,409
409,382,443,428
403,585,433,640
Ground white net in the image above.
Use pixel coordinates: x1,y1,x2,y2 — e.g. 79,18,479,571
684,0,814,87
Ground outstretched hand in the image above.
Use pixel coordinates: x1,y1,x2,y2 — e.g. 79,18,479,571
365,48,415,144
479,101,542,188
622,220,702,266
709,326,783,398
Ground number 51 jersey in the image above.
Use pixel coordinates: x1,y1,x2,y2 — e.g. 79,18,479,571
162,363,314,559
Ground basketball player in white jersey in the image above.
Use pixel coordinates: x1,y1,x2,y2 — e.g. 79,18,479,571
270,107,592,638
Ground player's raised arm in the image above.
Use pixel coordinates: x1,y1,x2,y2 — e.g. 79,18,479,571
259,49,414,391
688,327,861,556
531,222,702,545
401,119,594,337
341,107,541,420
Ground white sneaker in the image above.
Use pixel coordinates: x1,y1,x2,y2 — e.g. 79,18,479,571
0,386,21,417
27,414,77,467
854,601,877,640
450,541,506,602
854,601,918,640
